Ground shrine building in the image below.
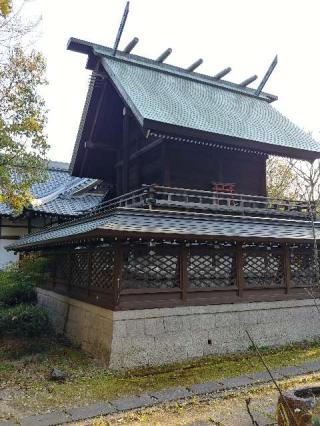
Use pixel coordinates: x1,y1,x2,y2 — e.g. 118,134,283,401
8,37,320,368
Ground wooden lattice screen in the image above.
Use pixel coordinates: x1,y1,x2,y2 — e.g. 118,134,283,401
39,241,319,309
187,243,236,288
243,252,284,287
122,244,180,289
290,248,316,287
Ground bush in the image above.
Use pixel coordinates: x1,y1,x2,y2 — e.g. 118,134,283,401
0,304,52,337
0,280,37,307
0,257,47,306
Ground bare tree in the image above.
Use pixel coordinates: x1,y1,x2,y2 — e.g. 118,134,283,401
289,159,320,204
266,156,299,199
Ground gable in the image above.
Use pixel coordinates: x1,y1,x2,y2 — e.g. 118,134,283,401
68,38,320,176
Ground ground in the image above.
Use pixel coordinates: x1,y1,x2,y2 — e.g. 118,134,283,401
2,337,320,422
73,374,320,426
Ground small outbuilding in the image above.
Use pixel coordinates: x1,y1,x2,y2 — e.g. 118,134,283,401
1,161,104,268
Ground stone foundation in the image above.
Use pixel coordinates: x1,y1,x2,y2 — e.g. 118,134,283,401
37,288,320,369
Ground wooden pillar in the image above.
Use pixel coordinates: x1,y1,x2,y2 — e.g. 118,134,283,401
122,107,130,193
115,164,122,196
180,245,188,301
236,243,244,297
113,241,123,308
283,245,291,294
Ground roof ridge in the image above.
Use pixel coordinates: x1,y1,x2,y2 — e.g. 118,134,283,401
31,177,84,208
48,160,70,171
68,38,277,103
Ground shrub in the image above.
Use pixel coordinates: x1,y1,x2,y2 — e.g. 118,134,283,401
0,304,52,337
0,257,47,306
0,280,37,306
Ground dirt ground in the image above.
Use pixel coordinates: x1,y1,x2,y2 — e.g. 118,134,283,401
2,337,320,424
74,375,320,426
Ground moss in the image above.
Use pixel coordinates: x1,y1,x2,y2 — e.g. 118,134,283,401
2,337,320,416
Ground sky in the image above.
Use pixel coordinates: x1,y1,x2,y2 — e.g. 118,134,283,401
24,0,320,162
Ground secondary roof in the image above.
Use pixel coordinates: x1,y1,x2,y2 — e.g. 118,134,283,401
0,161,104,218
7,207,320,251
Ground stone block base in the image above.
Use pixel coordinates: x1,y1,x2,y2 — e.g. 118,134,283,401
37,288,320,369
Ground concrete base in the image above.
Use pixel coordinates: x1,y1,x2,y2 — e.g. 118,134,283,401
37,288,320,369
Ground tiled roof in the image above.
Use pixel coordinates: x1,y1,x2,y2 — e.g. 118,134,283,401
7,208,319,251
68,38,320,165
0,161,104,218
31,194,103,216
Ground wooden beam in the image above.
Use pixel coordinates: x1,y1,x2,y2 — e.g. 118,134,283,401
84,141,117,153
114,138,165,171
130,137,164,161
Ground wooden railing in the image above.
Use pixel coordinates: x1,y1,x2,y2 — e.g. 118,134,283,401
24,185,312,246
89,185,312,219
147,185,312,218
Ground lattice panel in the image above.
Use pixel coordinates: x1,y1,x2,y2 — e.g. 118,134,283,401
91,249,114,289
123,248,179,289
55,253,71,282
70,252,89,289
243,254,284,287
41,255,54,275
188,253,236,288
39,255,55,286
290,252,316,287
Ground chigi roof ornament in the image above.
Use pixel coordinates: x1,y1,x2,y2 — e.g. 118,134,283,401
156,48,172,63
77,0,279,94
123,37,139,53
186,58,203,72
240,75,258,87
213,67,232,79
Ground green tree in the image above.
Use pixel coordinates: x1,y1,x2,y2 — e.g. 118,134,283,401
0,1,48,212
0,0,10,17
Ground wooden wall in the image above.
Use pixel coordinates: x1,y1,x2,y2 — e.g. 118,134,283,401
126,142,267,196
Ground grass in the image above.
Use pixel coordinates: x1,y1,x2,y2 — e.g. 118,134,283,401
2,337,320,418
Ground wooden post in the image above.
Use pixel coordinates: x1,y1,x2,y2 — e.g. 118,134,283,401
180,245,188,301
236,243,244,297
122,107,130,193
113,241,123,308
283,245,291,294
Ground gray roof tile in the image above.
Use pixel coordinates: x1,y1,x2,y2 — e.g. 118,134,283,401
0,162,104,217
101,55,319,155
7,208,319,250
